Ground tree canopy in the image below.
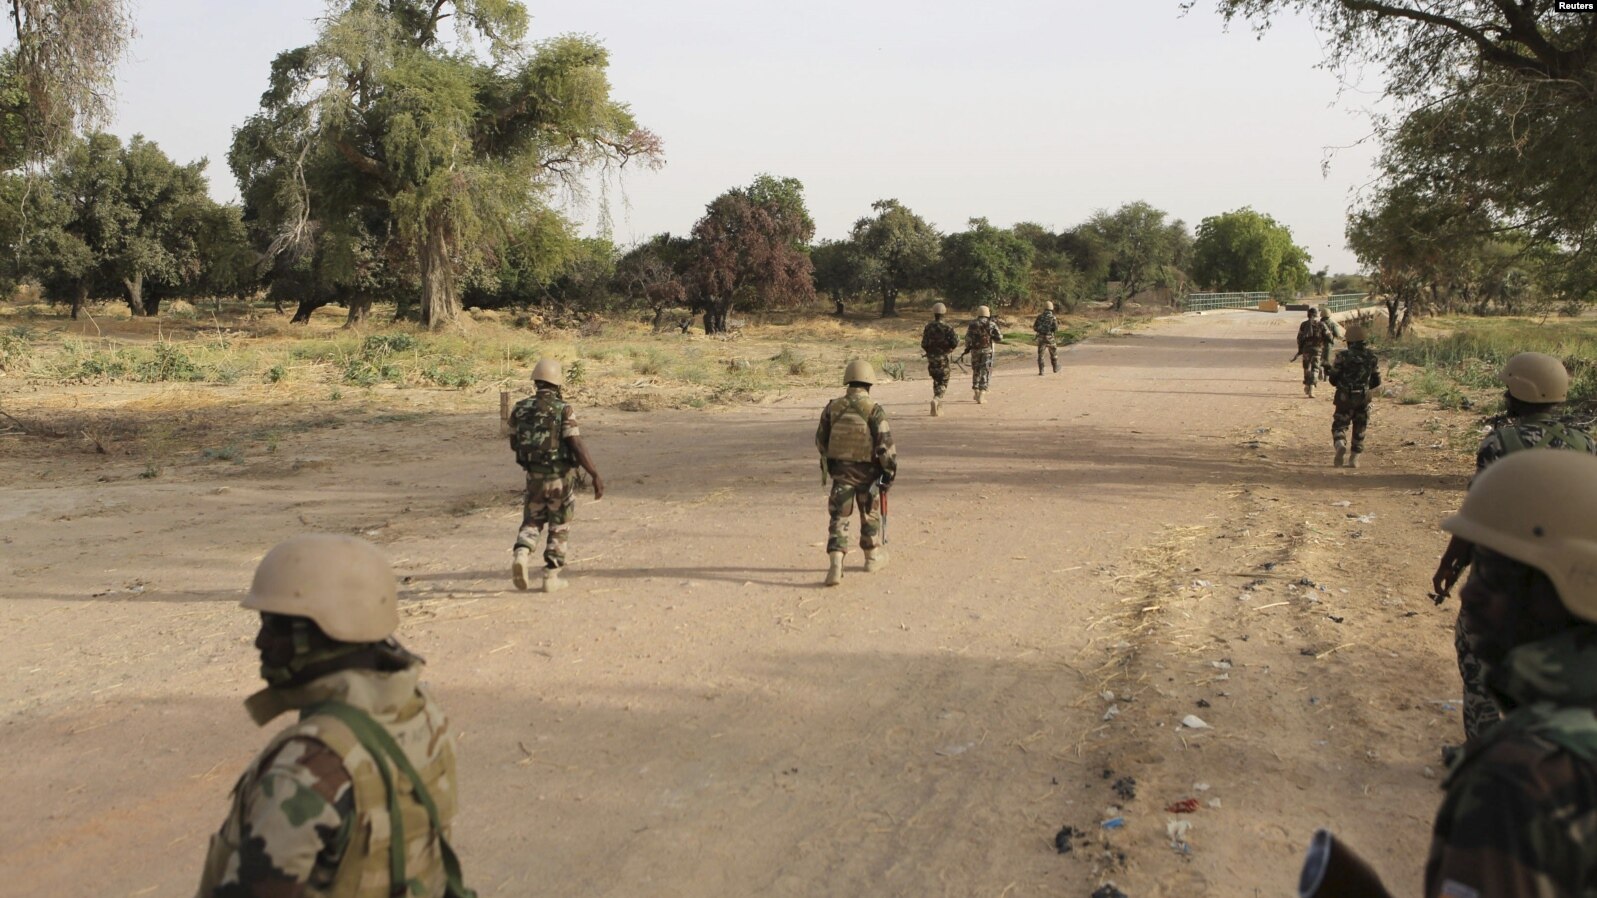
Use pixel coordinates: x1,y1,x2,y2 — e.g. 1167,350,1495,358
0,0,132,166
1191,207,1311,294
849,199,941,317
687,174,815,332
1082,201,1190,308
231,0,661,328
939,218,1034,311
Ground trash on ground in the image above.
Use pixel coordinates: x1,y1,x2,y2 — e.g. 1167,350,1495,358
1165,798,1200,813
1101,816,1126,830
1181,715,1212,730
1102,704,1121,722
1112,776,1137,800
1053,824,1079,854
1167,819,1192,849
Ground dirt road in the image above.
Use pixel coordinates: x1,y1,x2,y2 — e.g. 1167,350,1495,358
0,310,1470,896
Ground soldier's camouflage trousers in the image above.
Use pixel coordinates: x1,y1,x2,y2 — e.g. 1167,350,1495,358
1332,393,1371,452
927,354,951,398
1301,353,1324,386
1037,335,1057,368
517,471,576,569
971,349,995,391
1455,612,1501,740
827,479,882,554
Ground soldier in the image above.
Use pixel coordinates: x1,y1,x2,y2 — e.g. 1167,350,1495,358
1426,450,1597,897
508,359,605,593
963,304,1004,403
1431,352,1597,741
196,534,473,898
1033,301,1060,375
920,301,959,417
1325,323,1381,468
816,359,897,586
1318,305,1343,368
1293,307,1333,397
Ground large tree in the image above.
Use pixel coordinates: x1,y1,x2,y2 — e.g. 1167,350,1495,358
1202,0,1597,303
1013,221,1088,312
1083,201,1189,309
938,218,1034,311
688,175,815,334
849,198,941,318
0,0,132,166
1191,207,1311,294
232,1,661,329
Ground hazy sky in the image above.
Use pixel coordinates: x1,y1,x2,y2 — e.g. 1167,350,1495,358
108,0,1382,272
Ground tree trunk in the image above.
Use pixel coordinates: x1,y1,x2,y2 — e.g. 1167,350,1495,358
145,295,162,316
651,306,666,333
123,272,147,316
342,296,373,329
832,295,844,317
419,219,459,329
70,283,87,320
1385,298,1400,337
880,287,897,318
290,298,325,324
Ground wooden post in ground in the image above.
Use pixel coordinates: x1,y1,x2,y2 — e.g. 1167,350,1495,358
500,391,511,435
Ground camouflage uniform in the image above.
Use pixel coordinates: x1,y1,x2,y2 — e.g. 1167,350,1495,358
1427,628,1597,898
965,317,1003,391
509,387,580,570
816,386,897,554
1297,318,1332,386
196,667,461,898
1033,310,1059,372
1455,414,1597,740
1326,343,1381,452
920,319,959,398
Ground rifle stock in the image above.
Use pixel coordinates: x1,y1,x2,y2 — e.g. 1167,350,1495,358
1298,830,1394,898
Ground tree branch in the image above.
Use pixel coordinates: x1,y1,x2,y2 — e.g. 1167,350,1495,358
332,137,393,187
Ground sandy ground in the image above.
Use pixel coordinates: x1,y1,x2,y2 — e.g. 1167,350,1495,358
0,310,1474,897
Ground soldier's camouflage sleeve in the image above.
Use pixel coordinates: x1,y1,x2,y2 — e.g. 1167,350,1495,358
560,402,579,439
870,405,897,479
815,403,832,457
207,738,354,898
1427,739,1596,898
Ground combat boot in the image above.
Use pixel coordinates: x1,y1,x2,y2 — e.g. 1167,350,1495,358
930,399,940,417
512,547,532,590
1334,437,1347,467
543,566,568,593
1038,361,1045,376
864,548,888,573
973,388,982,402
1305,383,1314,398
1349,451,1362,469
976,390,987,404
825,551,845,586
1052,357,1060,374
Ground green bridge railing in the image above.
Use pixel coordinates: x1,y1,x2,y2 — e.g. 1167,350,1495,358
1181,292,1273,312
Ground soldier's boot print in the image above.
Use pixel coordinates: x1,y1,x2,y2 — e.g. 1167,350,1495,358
512,546,533,591
864,547,888,573
1334,436,1347,467
825,551,845,586
543,566,568,593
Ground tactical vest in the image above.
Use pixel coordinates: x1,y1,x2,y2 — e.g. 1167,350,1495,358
1450,701,1597,787
922,322,958,356
198,692,465,898
1497,420,1596,455
825,394,877,463
511,392,572,475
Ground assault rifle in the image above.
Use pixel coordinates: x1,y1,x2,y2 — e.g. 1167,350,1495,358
1297,830,1394,898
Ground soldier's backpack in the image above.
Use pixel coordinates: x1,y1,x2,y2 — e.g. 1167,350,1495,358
1498,420,1597,455
923,322,958,356
510,392,572,475
825,394,877,463
966,321,994,352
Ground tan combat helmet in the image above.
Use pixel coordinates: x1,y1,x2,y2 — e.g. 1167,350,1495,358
243,534,399,642
843,359,877,386
931,302,947,315
1442,451,1597,621
1044,301,1055,311
1344,323,1367,343
1501,352,1569,403
977,305,991,318
531,358,564,387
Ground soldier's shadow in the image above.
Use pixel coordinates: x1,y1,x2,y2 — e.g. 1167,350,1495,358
582,566,830,590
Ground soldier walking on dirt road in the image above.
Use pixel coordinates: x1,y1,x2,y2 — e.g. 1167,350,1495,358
1033,301,1060,376
1431,352,1597,742
816,360,897,586
920,302,959,417
197,534,474,898
1293,307,1333,397
964,305,1004,404
1425,450,1597,898
1325,323,1381,468
508,359,605,593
